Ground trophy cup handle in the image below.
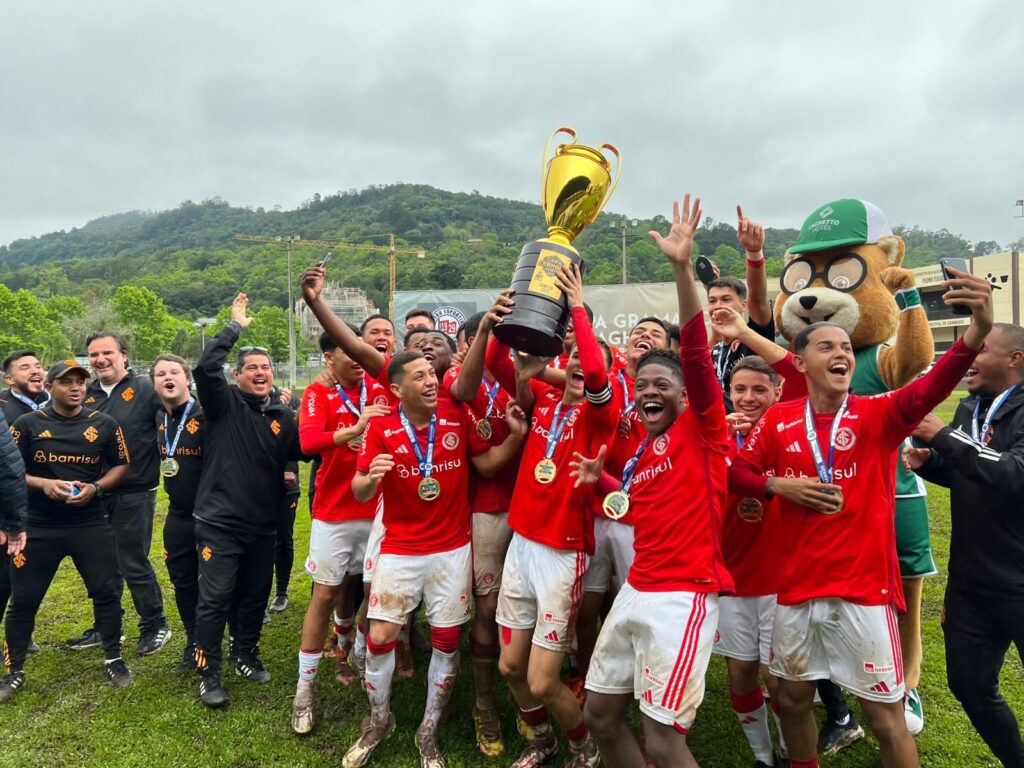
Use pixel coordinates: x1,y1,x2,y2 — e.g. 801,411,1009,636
599,143,622,209
541,126,578,196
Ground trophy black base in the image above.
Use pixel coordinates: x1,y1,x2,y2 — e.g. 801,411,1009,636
493,239,585,357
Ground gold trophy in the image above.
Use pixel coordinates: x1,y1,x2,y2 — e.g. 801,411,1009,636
493,127,621,356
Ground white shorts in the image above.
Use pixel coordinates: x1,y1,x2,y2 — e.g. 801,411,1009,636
713,594,777,665
472,512,513,596
496,533,588,652
770,599,905,703
305,518,373,586
586,583,718,733
367,542,472,628
362,502,385,584
584,516,635,594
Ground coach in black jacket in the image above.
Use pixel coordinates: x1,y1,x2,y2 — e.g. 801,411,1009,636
906,321,1024,768
0,409,27,551
191,293,302,707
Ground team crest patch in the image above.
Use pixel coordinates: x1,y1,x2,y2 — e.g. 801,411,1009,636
83,426,99,443
441,432,460,451
186,418,200,434
373,396,389,406
652,434,670,456
201,546,212,562
13,553,26,568
121,387,135,402
834,427,856,451
306,557,317,573
270,419,281,436
369,594,380,608
8,426,19,442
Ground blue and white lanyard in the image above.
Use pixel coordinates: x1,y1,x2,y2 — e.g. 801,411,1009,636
618,370,634,415
10,390,49,411
544,402,577,460
620,436,650,496
483,378,500,420
804,396,849,483
336,379,367,417
398,406,436,479
972,385,1017,443
163,398,196,459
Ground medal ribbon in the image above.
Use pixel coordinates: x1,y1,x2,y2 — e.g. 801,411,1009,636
714,342,731,387
482,378,500,420
735,433,745,450
336,379,367,418
163,398,195,460
10,389,50,411
544,402,577,460
804,396,848,484
620,436,650,495
398,406,436,479
618,370,634,415
972,385,1017,443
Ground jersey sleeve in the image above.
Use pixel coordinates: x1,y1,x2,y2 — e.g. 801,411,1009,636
680,314,729,446
104,421,131,468
298,385,337,455
485,337,517,396
772,352,808,401
10,415,29,462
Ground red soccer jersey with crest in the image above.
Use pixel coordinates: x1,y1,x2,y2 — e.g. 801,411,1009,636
722,438,782,597
733,337,979,610
626,316,733,594
300,377,389,523
443,366,520,514
357,399,489,555
508,385,618,553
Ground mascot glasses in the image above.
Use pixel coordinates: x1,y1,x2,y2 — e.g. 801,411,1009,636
780,253,868,295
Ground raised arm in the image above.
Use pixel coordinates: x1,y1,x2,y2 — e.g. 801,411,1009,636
300,263,387,377
195,293,251,422
737,205,771,327
451,290,514,403
555,264,608,397
485,336,517,396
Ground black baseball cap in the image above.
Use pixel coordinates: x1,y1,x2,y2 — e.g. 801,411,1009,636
46,359,90,382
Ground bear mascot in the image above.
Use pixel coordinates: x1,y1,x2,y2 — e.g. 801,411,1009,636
774,199,935,735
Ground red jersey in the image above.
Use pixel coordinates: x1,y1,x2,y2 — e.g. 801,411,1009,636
722,438,782,597
508,385,617,553
734,336,978,610
443,366,520,514
299,378,389,523
626,317,732,594
357,399,489,556
605,369,642,526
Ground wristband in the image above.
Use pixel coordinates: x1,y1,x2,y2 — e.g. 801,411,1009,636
894,287,922,312
746,257,765,269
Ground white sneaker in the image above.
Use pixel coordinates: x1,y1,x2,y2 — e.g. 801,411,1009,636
904,688,924,735
292,678,315,735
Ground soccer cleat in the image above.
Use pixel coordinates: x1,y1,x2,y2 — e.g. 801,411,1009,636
416,726,447,768
269,594,289,613
395,639,415,679
567,733,600,767
473,705,505,758
178,643,197,672
137,626,172,656
904,688,924,735
335,646,357,686
198,670,227,708
515,711,536,743
342,711,396,768
0,671,26,702
26,641,40,654
64,627,102,651
567,675,587,707
510,731,558,768
817,714,865,756
104,658,134,687
292,678,316,735
235,650,271,683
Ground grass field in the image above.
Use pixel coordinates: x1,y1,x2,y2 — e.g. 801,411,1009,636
3,394,1022,767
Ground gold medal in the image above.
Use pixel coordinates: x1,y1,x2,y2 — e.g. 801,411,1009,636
418,477,441,502
476,419,493,440
534,458,557,484
737,497,764,522
602,491,630,520
821,488,844,515
160,457,180,478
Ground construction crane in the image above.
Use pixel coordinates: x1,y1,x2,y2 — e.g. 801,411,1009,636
232,234,426,386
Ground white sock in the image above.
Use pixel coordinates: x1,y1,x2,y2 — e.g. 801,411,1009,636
353,625,367,664
735,701,774,764
298,648,323,683
336,615,355,654
364,646,395,717
421,648,459,732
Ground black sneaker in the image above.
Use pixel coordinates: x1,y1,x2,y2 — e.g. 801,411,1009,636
137,626,172,656
198,670,227,708
235,652,271,683
268,594,288,613
26,641,40,654
818,714,865,756
104,658,135,687
178,643,197,672
0,671,25,702
65,627,102,651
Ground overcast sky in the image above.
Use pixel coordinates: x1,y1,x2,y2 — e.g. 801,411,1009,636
1,1,1021,249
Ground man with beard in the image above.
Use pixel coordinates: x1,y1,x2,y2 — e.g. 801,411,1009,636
66,333,170,656
904,322,1024,768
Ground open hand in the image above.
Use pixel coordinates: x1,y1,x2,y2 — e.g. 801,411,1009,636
736,205,765,254
569,445,608,488
649,194,702,266
231,293,254,329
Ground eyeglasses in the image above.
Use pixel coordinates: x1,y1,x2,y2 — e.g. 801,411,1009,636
779,253,867,296
239,346,269,354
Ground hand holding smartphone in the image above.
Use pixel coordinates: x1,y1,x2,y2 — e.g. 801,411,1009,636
940,257,972,316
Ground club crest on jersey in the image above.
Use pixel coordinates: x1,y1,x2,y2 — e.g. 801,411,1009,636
83,426,99,443
121,387,135,402
373,395,389,406
201,546,212,562
441,432,460,451
186,418,200,434
652,434,670,456
270,419,281,436
834,426,857,451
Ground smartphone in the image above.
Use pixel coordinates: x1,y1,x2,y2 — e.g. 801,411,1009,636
940,257,971,316
695,256,716,286
318,251,332,269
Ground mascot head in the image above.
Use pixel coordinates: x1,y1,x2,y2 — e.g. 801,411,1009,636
774,199,905,348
